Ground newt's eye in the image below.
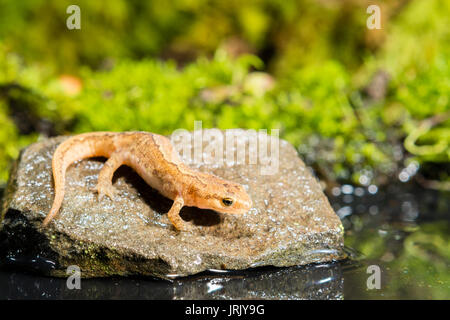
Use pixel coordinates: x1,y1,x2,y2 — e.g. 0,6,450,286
222,198,234,206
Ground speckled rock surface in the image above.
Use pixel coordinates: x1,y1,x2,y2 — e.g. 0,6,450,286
0,130,345,279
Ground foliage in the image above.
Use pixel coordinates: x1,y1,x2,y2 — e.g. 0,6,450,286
0,0,396,73
0,0,448,187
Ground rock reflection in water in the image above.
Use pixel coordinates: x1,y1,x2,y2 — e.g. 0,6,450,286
0,262,344,300
172,264,344,299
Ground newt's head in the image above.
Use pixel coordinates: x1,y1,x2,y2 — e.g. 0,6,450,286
188,175,252,215
214,181,253,214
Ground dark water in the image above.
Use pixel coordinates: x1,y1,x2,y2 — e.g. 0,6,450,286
0,183,449,299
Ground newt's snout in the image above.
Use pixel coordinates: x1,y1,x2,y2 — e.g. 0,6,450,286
231,193,253,214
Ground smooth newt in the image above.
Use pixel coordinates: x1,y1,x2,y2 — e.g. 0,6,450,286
42,131,252,231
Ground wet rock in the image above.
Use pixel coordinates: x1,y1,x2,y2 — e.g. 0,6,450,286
0,130,345,279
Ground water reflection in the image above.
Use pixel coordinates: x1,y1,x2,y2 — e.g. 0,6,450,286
172,264,346,300
0,262,347,300
335,183,450,299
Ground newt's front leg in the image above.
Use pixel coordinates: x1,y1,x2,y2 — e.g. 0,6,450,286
168,196,188,231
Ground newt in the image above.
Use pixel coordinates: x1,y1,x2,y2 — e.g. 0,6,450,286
42,131,253,231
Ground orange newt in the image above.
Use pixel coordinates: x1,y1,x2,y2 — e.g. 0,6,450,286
43,132,252,231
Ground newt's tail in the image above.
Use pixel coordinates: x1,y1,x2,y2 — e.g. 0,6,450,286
42,132,116,226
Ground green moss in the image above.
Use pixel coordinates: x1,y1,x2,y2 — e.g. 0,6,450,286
0,0,448,187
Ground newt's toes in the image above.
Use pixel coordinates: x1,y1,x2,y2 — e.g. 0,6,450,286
95,184,117,201
172,223,194,233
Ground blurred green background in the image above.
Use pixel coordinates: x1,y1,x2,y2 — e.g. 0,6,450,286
0,0,449,187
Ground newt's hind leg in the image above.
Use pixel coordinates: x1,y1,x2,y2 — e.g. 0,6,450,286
95,152,124,201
